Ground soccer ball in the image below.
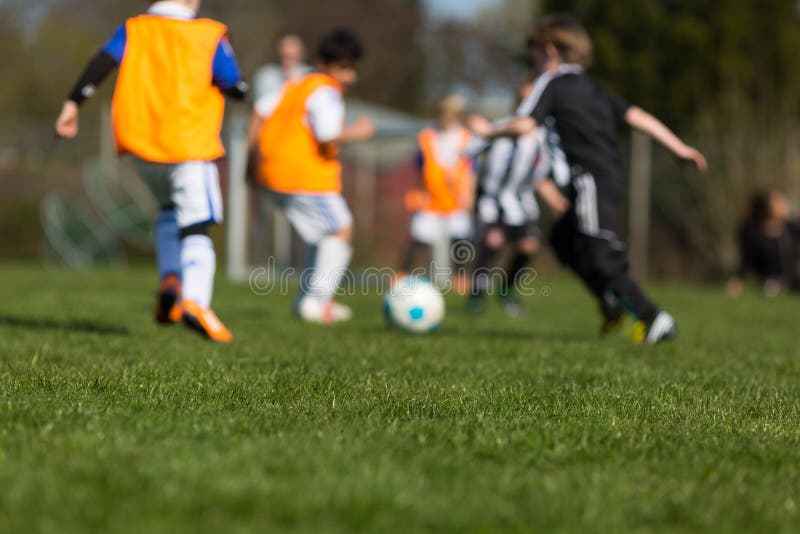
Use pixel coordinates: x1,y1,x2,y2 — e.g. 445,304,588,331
384,275,445,333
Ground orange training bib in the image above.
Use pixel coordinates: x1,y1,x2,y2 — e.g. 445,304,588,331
112,15,227,163
256,73,344,194
415,127,473,214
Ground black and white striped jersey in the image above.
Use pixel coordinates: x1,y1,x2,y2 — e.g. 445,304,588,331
476,126,569,227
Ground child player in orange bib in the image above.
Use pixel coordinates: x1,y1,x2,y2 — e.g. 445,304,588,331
249,29,375,324
55,0,248,343
401,95,476,293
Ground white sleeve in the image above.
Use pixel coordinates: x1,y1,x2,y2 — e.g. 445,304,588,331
306,86,345,143
254,86,286,119
252,66,283,103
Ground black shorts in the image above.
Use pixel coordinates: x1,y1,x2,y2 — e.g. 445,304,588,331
569,171,623,235
550,172,629,281
550,210,629,278
482,222,541,242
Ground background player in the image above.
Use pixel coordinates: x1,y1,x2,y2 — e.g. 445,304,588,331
401,95,476,293
247,34,311,175
727,189,800,297
54,0,248,343
251,34,311,105
471,14,707,344
249,28,375,324
469,76,570,316
248,34,312,265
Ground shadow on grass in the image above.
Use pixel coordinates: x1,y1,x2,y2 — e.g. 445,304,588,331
0,314,129,336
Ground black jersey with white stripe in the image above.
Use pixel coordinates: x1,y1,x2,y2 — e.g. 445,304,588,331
520,66,630,195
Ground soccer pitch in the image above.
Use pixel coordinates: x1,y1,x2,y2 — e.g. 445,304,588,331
1,264,799,532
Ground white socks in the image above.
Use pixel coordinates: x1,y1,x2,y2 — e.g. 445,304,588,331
155,211,217,309
307,236,353,301
181,234,216,307
155,211,181,280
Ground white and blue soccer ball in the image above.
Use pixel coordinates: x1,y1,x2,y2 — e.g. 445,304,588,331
384,275,445,334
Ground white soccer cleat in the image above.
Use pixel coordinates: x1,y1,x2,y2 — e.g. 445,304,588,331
638,311,678,345
297,296,352,325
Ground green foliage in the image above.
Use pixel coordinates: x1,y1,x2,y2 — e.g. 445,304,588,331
534,0,800,277
540,0,800,125
0,7,24,114
2,266,800,531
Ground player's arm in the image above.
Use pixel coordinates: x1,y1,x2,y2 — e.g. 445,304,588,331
467,115,536,140
535,179,570,217
625,107,708,173
245,109,264,184
467,79,557,140
338,118,376,144
55,25,126,139
212,36,249,101
307,87,375,150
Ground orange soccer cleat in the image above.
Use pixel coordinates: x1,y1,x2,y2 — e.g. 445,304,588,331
154,274,183,325
181,300,233,343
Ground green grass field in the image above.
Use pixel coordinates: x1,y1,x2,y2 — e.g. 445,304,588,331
1,263,799,533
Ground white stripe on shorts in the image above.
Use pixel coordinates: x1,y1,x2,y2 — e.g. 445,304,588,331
575,174,599,236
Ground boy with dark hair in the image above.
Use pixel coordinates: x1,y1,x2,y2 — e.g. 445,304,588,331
249,28,375,324
471,14,707,344
55,0,248,343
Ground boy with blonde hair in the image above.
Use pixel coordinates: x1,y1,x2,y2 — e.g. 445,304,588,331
55,0,248,343
471,14,707,344
249,29,375,324
402,94,476,291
